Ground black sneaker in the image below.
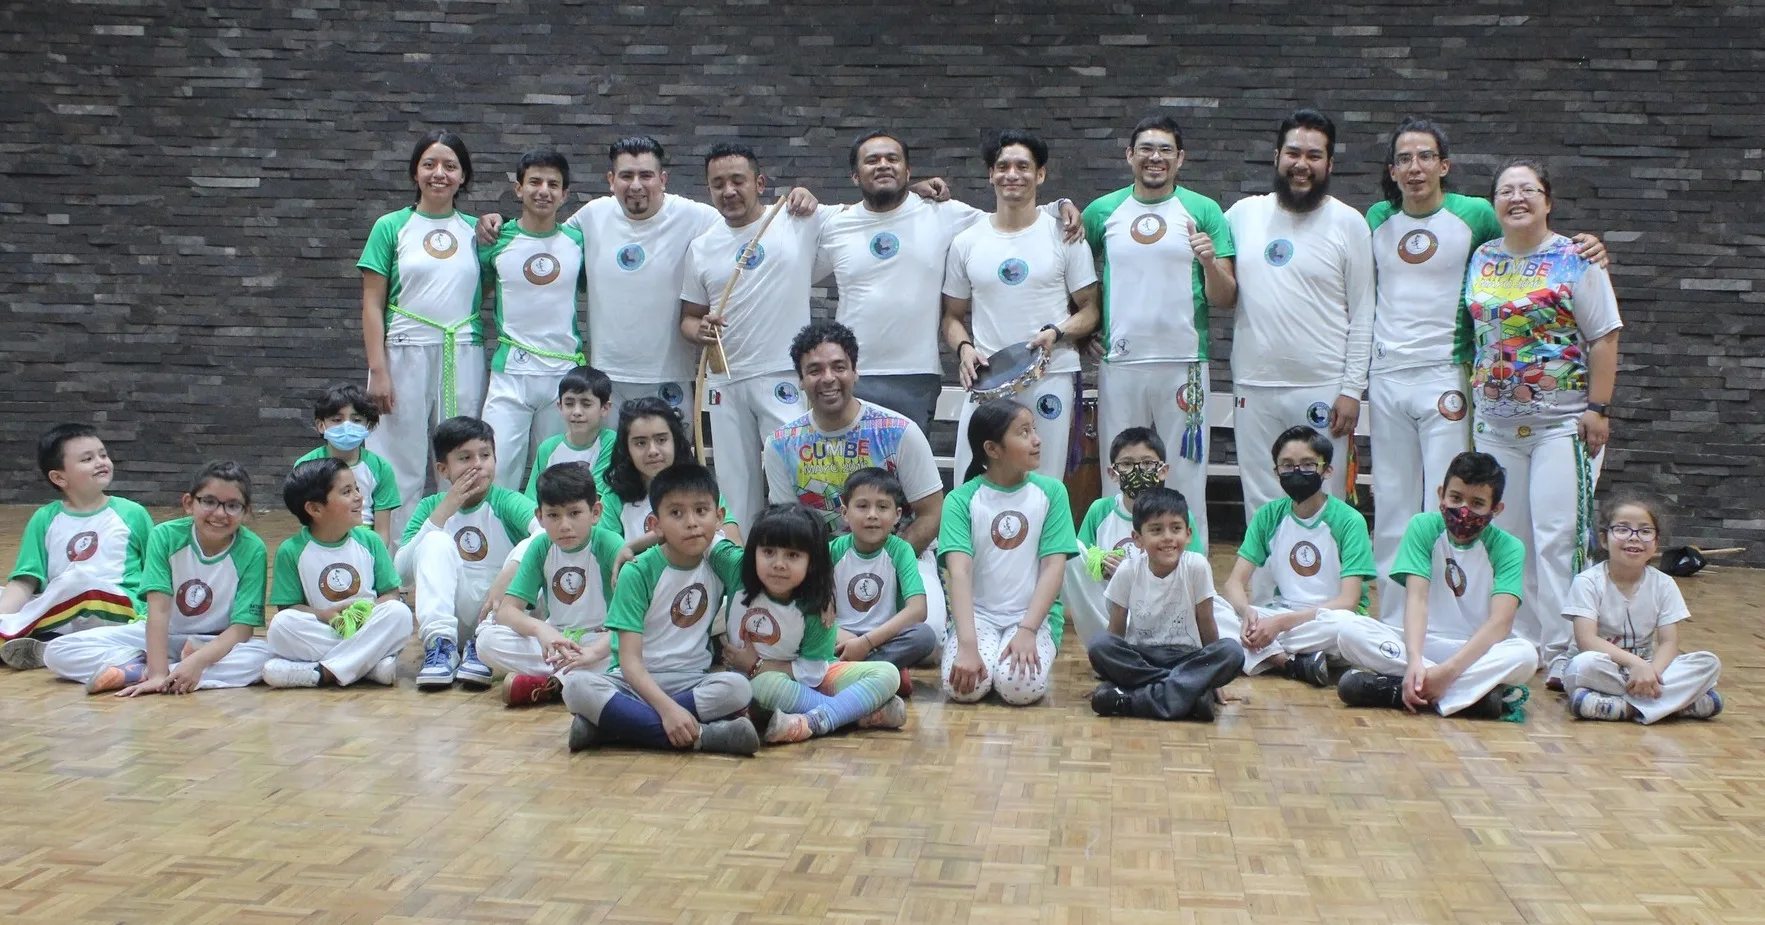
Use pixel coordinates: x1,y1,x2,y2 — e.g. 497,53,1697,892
1188,693,1218,723
1090,684,1134,717
1285,651,1330,688
1463,684,1530,722
1337,669,1405,709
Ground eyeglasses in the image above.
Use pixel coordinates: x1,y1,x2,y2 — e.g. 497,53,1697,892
1494,184,1546,201
1607,525,1657,541
1133,144,1178,158
1112,461,1164,474
195,495,246,517
1393,151,1441,166
1275,462,1322,475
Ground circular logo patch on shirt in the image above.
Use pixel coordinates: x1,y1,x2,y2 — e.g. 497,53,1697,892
454,526,489,562
176,579,214,617
736,243,766,270
1378,639,1403,660
1112,336,1130,357
990,511,1030,550
774,382,800,405
551,566,588,604
1264,239,1295,266
997,258,1029,286
1176,380,1204,413
1289,540,1323,577
1305,401,1331,428
1438,390,1468,422
523,252,562,285
423,229,458,259
615,243,646,271
65,531,99,563
1517,425,1532,439
1444,557,1468,598
847,573,885,613
1036,393,1063,420
319,563,362,603
1398,229,1439,265
670,583,709,628
1374,342,1387,360
869,232,900,260
739,607,782,646
1129,213,1167,245
659,382,685,407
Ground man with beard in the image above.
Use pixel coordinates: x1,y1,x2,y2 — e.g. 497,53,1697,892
1081,114,1237,551
1225,108,1374,517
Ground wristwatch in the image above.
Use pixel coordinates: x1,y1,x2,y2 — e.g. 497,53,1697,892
1040,323,1065,344
1586,401,1609,417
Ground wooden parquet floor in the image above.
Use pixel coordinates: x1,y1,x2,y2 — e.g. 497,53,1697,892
1,507,1760,925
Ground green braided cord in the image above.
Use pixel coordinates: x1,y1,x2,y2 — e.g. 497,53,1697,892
388,303,476,417
561,627,589,645
1084,545,1109,582
330,599,374,639
1572,434,1593,574
498,335,586,368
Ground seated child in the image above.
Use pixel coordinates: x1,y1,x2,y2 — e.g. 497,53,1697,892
523,365,618,499
830,468,934,696
294,384,401,548
396,416,539,691
1561,495,1722,723
559,463,759,755
722,503,906,744
1336,451,1537,719
596,396,740,541
939,399,1080,706
1087,487,1244,721
1214,426,1375,687
1066,427,1205,646
262,458,414,688
483,462,622,707
1,424,152,670
45,461,272,694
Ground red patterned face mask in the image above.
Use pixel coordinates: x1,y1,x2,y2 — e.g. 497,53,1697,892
1442,504,1493,542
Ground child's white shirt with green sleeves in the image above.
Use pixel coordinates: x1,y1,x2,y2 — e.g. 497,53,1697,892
294,446,401,527
400,486,538,582
9,497,154,603
937,472,1080,644
1390,512,1526,640
729,592,837,685
139,518,268,635
523,428,617,499
503,529,623,636
604,539,743,676
829,533,926,635
1237,495,1376,613
1077,493,1205,558
481,222,587,374
270,526,400,610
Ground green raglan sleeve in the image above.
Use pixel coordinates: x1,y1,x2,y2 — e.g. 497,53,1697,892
402,494,443,545
8,504,54,586
1237,501,1283,567
589,529,624,597
139,523,178,597
362,528,401,595
492,488,540,545
1182,188,1235,258
1185,510,1204,554
887,536,926,602
229,530,268,628
799,609,837,661
1447,193,1503,248
708,538,745,598
524,436,562,500
1364,199,1395,234
1032,475,1079,560
1390,513,1443,584
357,209,404,275
120,499,156,603
1081,194,1113,261
937,479,979,562
1077,497,1109,548
293,446,325,468
1326,500,1378,579
1485,528,1527,601
593,428,618,483
367,453,401,512
504,534,553,606
606,551,663,635
269,534,308,607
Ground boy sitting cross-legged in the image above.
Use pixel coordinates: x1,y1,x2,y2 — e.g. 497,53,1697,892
829,468,934,696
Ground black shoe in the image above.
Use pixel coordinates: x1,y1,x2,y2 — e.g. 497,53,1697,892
1462,684,1530,722
1337,669,1405,709
1090,684,1134,717
567,714,602,752
1188,693,1218,723
1285,651,1330,688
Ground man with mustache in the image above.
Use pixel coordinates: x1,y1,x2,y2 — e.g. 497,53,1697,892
1225,108,1375,519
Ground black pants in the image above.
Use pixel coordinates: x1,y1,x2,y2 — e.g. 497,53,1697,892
1086,635,1244,720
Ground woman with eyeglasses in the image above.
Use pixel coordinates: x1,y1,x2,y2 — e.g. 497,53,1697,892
1464,158,1622,667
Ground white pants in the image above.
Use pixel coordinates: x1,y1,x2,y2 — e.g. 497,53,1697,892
483,371,566,489
474,622,610,678
1370,365,1471,625
0,567,134,640
1475,424,1593,661
1062,558,1111,648
1097,361,1210,550
941,621,1056,706
1232,383,1351,518
611,380,696,438
1211,600,1359,676
395,530,495,646
43,622,270,689
706,373,805,533
366,342,489,542
1337,619,1537,715
1565,650,1720,724
264,602,413,686
954,373,1075,484
917,548,948,650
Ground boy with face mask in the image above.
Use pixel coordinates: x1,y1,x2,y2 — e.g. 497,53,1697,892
1335,451,1537,720
1214,426,1375,686
294,385,401,549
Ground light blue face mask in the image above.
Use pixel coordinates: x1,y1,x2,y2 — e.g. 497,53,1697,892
324,421,372,451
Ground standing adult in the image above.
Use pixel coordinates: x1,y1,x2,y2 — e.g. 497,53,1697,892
1467,159,1620,666
359,130,488,541
941,129,1101,483
1082,115,1237,551
1226,108,1375,516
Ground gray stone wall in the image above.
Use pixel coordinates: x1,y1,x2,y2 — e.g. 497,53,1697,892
2,2,1760,556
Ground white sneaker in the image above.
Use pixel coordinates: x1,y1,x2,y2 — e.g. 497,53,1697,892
263,658,321,689
366,656,398,686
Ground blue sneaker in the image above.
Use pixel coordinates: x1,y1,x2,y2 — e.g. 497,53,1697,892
1682,689,1723,720
416,638,458,691
456,638,493,690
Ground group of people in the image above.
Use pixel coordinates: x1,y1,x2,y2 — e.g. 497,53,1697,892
0,107,1724,755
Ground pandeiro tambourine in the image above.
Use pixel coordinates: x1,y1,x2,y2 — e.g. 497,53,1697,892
969,342,1049,402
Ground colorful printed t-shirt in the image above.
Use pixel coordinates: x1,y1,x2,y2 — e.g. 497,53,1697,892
763,401,942,528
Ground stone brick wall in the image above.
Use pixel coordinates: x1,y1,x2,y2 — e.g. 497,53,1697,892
2,2,1760,557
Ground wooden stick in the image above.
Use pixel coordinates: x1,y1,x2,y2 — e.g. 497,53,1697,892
1696,547,1745,556
694,195,790,464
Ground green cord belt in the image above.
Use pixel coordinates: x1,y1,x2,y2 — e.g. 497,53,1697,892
387,303,478,417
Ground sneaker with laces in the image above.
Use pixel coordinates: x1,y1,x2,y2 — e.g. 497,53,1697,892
764,710,814,744
86,659,150,694
1285,651,1330,688
263,658,322,689
1090,684,1134,717
366,655,398,686
1337,669,1406,709
1544,655,1568,691
698,717,760,755
1,637,47,670
1681,689,1723,720
456,638,494,690
858,696,908,729
503,673,561,706
1569,688,1628,721
416,638,458,691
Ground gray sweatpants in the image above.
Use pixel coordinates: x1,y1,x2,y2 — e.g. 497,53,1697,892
1086,635,1244,720
865,622,940,670
561,668,751,724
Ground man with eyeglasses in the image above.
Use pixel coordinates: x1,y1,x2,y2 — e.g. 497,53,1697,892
1081,115,1236,551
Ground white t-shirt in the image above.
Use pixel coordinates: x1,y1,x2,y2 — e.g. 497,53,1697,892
680,211,822,381
942,211,1098,375
568,194,721,383
1560,562,1689,661
1226,194,1375,393
1366,194,1502,372
1104,549,1214,648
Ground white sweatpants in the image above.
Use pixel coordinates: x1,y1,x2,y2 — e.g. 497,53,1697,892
1232,382,1352,518
1097,360,1210,550
43,622,270,689
474,622,611,678
0,567,134,640
917,548,948,651
954,373,1075,484
1475,424,1593,661
1062,558,1111,648
941,621,1057,706
366,342,489,542
1211,600,1359,675
1336,619,1537,715
264,602,413,686
395,530,495,646
1565,650,1720,724
706,373,805,533
1370,365,1471,625
611,380,696,439
483,371,567,489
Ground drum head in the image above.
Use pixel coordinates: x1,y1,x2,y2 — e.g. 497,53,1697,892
971,343,1044,396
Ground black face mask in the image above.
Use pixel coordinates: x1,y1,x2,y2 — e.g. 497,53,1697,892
1279,470,1323,502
